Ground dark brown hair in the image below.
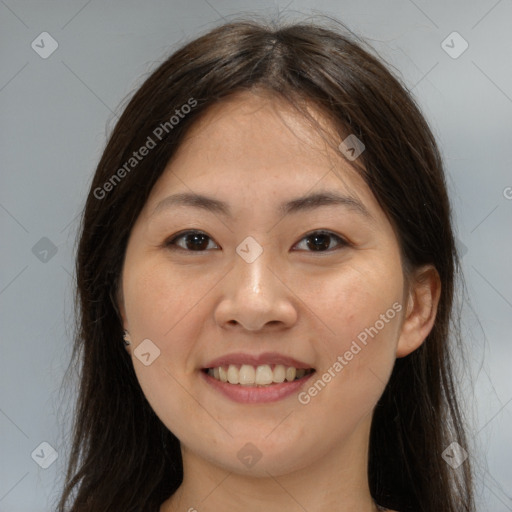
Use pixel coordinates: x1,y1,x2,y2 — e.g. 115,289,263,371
57,17,474,512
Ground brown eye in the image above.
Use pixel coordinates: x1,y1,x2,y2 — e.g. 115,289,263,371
294,231,348,252
166,231,219,251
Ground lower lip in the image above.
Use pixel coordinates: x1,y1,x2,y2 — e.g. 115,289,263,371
200,370,316,403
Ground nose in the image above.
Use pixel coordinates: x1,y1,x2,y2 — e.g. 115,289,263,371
214,243,298,332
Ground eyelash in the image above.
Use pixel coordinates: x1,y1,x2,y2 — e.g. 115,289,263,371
163,229,350,254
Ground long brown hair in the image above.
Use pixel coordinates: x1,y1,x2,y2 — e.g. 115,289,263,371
57,17,474,512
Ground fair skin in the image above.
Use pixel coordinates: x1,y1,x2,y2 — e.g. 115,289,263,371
118,91,440,512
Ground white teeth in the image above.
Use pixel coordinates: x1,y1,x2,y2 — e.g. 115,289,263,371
207,363,312,386
239,364,256,386
219,366,228,382
285,367,296,382
273,364,286,383
255,364,273,385
227,365,239,384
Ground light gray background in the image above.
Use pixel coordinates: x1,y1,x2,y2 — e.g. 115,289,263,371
1,1,511,511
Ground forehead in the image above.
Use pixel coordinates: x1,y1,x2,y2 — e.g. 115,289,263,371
171,91,342,173
144,91,377,217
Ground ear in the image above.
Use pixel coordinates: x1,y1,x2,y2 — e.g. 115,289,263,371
396,265,441,358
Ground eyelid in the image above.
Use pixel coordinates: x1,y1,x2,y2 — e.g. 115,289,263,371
164,229,220,251
164,229,350,253
293,230,350,251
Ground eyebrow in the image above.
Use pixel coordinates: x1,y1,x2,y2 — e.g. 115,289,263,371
150,191,372,220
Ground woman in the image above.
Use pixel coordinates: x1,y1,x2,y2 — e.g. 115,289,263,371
57,17,475,512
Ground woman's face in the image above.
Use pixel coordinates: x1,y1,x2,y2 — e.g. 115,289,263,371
119,92,422,477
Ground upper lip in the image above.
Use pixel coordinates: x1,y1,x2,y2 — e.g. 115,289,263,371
203,352,314,370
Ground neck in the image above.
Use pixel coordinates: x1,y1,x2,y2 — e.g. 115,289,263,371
161,415,383,512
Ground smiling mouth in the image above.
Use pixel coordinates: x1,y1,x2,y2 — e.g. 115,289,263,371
202,364,316,387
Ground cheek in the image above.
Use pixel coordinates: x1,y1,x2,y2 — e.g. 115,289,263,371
123,258,212,339
121,259,208,397
295,257,404,393
122,259,207,420
295,264,403,425
298,257,403,335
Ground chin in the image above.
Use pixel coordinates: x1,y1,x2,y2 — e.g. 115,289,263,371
192,432,317,478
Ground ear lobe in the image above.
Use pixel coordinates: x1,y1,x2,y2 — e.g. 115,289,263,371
396,265,441,358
